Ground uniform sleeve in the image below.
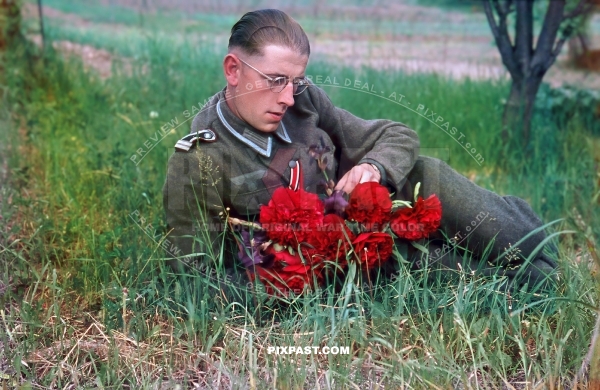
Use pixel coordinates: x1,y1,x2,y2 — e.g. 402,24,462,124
162,146,227,271
307,84,420,192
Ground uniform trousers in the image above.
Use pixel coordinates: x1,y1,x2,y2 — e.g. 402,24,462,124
398,156,557,290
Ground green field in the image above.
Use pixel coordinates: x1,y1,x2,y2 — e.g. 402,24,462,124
1,1,599,388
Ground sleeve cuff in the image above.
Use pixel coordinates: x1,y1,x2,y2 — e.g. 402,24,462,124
358,158,387,185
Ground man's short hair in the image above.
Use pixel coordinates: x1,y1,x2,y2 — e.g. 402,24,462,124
228,9,310,57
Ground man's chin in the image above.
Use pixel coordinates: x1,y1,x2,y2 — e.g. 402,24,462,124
255,123,280,133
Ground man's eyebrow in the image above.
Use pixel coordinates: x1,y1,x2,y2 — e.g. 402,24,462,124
266,73,306,78
266,73,287,78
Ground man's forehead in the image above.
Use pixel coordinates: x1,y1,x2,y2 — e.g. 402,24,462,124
233,45,308,73
262,47,308,76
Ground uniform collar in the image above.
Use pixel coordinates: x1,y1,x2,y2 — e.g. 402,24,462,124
216,95,292,158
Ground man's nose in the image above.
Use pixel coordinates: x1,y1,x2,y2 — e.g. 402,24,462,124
277,81,295,107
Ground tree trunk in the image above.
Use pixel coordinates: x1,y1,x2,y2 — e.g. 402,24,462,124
501,75,544,146
0,0,21,51
484,0,592,150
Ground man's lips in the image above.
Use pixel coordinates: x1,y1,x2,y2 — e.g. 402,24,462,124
268,111,285,120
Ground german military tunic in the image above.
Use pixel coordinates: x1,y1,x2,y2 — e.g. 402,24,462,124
162,84,420,267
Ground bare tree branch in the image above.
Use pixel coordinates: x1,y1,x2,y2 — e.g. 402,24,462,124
546,16,585,70
545,35,569,69
515,1,534,75
484,1,501,41
563,0,593,20
493,0,508,17
484,0,518,76
496,0,513,48
533,0,593,72
531,0,566,72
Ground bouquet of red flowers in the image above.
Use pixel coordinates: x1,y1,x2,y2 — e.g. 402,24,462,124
235,165,442,297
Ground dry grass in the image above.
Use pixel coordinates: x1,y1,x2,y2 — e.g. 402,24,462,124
10,291,226,388
27,314,198,387
2,6,599,386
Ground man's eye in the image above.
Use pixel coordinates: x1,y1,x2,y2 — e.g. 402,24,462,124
271,77,288,87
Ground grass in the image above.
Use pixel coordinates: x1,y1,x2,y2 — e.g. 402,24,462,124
1,7,600,389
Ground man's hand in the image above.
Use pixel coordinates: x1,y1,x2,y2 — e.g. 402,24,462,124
334,163,381,194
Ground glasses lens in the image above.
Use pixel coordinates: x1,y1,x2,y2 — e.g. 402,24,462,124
293,78,308,95
270,77,288,93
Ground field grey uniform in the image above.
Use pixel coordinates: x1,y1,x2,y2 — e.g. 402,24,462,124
162,84,557,289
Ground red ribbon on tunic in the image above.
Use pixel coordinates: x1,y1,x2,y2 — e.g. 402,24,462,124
288,160,303,191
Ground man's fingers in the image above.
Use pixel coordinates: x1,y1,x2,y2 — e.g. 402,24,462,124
334,166,367,193
334,174,348,192
358,171,373,184
335,169,357,191
333,164,380,194
337,180,354,195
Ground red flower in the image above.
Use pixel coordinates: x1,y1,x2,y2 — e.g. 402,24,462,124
259,187,324,247
390,194,442,240
352,232,394,270
346,182,392,231
253,247,323,297
309,214,354,268
266,246,313,273
254,267,315,297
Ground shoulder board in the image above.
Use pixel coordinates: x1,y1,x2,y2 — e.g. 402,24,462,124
174,129,217,152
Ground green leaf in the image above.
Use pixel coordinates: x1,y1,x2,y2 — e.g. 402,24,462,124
410,241,429,254
391,200,413,210
414,182,421,202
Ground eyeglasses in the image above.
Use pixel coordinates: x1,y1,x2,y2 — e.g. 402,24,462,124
238,58,309,95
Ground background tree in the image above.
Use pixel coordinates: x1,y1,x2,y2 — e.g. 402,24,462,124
483,0,592,146
0,0,22,51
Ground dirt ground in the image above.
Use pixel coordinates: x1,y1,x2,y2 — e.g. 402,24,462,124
21,2,600,88
313,34,600,88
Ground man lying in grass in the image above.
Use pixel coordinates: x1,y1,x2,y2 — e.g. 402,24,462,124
162,9,557,296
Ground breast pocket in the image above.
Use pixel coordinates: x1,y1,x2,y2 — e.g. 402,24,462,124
229,169,285,216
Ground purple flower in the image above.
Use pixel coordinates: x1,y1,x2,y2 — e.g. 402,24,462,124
309,137,332,172
237,228,273,268
324,190,348,217
308,138,332,159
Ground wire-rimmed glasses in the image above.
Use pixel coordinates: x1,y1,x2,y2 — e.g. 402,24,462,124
238,58,309,95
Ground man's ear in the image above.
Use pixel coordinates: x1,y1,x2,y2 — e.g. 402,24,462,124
223,53,240,87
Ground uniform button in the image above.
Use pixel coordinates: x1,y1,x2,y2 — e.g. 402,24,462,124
288,160,297,168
